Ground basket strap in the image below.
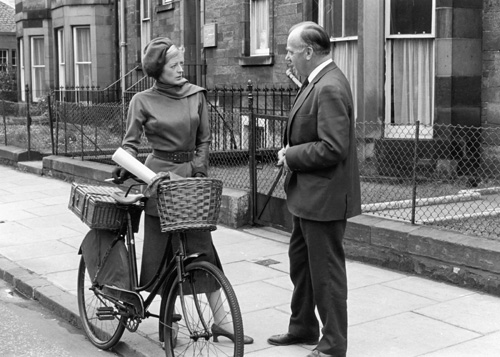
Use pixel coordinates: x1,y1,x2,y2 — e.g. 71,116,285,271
83,192,116,203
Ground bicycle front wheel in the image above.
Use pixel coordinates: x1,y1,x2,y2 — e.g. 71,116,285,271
77,256,127,349
163,261,244,357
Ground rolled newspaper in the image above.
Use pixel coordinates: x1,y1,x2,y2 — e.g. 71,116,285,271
112,147,156,183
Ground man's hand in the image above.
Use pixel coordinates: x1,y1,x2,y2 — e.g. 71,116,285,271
277,145,290,172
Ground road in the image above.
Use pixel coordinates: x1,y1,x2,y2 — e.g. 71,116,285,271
0,278,119,357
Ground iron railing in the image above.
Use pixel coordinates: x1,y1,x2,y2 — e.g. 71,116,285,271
2,84,500,240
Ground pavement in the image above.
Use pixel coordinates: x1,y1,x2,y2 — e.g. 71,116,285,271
1,164,500,357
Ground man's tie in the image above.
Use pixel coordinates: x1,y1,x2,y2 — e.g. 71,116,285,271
293,78,309,105
300,78,309,92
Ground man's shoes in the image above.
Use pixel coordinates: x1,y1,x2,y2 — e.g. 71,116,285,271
267,333,318,346
305,350,335,357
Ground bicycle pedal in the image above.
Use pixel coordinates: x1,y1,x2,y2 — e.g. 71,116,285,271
97,315,115,321
96,307,115,320
97,306,114,313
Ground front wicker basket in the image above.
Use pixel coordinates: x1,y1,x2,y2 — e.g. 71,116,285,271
156,178,223,233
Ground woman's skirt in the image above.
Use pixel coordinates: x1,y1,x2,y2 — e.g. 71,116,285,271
139,213,223,293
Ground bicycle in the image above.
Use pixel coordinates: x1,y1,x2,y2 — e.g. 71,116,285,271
71,176,244,356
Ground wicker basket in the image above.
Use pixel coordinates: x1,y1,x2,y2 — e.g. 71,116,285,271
69,183,127,230
156,178,223,233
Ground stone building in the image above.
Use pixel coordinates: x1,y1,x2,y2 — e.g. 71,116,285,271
0,0,16,68
125,0,490,131
10,0,500,131
14,0,119,101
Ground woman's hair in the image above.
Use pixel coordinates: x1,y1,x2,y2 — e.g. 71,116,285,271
165,45,185,65
290,21,331,56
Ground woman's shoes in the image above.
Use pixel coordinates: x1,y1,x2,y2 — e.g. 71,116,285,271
211,323,254,344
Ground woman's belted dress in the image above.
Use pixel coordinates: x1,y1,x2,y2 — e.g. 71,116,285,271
121,81,222,291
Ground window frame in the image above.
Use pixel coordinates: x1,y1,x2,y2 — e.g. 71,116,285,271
319,0,359,119
385,0,435,39
320,0,358,42
19,38,25,101
250,0,270,56
30,36,45,102
56,28,65,90
73,26,92,88
384,0,436,135
11,49,16,68
141,0,152,58
0,49,8,71
239,0,274,66
0,48,9,69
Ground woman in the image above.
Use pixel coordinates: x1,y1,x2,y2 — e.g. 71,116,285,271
112,37,253,344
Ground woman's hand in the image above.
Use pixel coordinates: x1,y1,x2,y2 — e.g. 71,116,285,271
112,167,131,184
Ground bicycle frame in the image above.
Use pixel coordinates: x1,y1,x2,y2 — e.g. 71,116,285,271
77,179,245,356
100,200,204,322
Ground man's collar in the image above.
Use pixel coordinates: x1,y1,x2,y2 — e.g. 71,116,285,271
308,58,333,83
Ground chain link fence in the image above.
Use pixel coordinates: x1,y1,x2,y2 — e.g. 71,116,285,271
359,122,500,240
0,93,53,156
52,101,125,160
1,85,500,239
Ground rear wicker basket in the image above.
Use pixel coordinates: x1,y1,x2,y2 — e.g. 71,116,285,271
69,183,126,230
156,178,223,233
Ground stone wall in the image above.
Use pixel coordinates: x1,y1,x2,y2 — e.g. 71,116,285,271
482,0,500,127
203,0,303,88
435,0,483,127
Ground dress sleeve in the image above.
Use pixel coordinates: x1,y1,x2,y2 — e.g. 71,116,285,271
192,92,211,176
121,94,147,158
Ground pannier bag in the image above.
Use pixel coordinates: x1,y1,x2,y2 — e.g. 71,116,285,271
80,229,131,290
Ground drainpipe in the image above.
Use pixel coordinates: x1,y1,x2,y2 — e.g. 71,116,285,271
120,0,127,97
120,0,127,138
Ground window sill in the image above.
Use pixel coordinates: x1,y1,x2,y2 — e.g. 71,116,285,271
238,55,274,67
156,3,174,13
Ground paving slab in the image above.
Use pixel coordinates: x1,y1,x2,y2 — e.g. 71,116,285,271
1,164,500,356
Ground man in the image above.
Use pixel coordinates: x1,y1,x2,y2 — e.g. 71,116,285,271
268,22,361,357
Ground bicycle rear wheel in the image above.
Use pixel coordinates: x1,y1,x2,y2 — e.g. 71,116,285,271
77,256,127,349
162,261,244,357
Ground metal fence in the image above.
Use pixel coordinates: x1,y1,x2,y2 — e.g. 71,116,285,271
206,82,296,191
0,92,53,156
358,122,500,240
1,85,500,240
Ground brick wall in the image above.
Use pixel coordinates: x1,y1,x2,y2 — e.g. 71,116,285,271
204,0,303,88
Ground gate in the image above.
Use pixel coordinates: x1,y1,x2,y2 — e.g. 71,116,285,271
247,88,293,231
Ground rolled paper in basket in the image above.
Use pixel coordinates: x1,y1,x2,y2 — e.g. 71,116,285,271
112,147,156,184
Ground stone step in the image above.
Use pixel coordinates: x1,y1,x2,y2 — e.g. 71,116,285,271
17,160,44,175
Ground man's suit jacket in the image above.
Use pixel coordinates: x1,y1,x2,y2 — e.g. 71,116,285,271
284,61,361,222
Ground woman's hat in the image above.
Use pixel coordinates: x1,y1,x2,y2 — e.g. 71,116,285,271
142,37,174,79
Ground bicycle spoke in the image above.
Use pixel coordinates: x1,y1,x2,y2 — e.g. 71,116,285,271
162,261,244,357
77,256,127,349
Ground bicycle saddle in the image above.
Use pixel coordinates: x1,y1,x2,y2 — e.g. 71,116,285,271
111,191,144,205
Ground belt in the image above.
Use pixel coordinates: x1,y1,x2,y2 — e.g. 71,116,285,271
152,149,194,163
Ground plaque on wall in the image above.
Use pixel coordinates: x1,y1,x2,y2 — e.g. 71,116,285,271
203,23,217,48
